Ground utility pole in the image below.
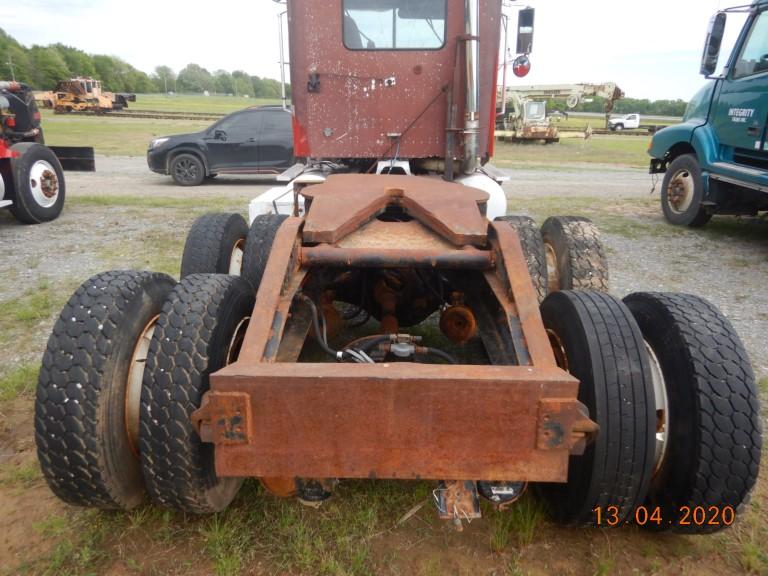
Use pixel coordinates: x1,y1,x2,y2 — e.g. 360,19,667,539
7,53,15,81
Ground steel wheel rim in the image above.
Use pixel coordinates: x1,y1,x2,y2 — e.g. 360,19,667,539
228,239,245,275
29,160,59,208
667,168,695,214
125,315,158,457
226,316,250,365
543,242,559,293
174,158,199,183
644,340,669,473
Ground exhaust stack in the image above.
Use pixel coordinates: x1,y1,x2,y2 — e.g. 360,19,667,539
462,0,480,175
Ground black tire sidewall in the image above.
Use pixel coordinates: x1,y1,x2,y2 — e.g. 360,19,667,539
242,214,288,288
180,213,249,277
539,290,655,525
624,292,762,532
36,271,175,509
140,274,255,513
539,292,602,520
9,143,66,224
624,296,695,520
494,215,548,302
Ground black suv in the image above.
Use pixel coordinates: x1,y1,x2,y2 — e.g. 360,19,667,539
147,105,293,186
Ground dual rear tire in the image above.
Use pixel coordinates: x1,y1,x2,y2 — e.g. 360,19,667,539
180,212,288,286
36,271,256,513
538,289,761,531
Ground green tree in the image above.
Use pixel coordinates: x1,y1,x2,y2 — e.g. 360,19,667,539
29,46,70,89
178,63,214,93
153,65,176,93
232,70,254,97
213,69,234,94
52,44,96,77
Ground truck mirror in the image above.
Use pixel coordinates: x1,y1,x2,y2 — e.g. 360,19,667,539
700,12,726,76
516,8,535,55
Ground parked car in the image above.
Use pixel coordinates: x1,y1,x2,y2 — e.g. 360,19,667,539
147,105,294,186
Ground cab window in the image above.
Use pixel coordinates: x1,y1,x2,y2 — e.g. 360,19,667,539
733,10,768,79
343,0,446,50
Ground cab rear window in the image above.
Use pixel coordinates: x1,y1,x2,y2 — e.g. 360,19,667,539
343,0,446,50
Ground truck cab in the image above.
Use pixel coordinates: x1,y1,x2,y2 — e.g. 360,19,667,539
649,0,768,226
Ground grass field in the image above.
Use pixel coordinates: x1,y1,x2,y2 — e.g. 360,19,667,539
130,93,281,113
494,134,651,169
40,106,655,166
41,111,209,156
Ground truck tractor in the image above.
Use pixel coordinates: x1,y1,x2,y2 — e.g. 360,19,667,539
36,0,760,534
0,81,94,224
649,0,768,226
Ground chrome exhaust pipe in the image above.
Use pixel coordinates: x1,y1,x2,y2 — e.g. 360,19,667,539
462,0,480,175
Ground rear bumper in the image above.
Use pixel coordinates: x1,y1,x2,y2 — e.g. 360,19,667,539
193,362,597,482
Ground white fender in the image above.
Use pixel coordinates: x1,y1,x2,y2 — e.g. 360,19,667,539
455,173,508,221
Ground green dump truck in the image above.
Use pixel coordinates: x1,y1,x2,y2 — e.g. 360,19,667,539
649,0,768,226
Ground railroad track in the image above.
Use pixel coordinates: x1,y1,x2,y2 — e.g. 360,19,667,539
51,109,225,121
104,109,225,121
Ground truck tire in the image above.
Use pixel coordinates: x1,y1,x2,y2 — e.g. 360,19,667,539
539,290,655,526
623,292,761,533
242,214,288,288
540,216,608,293
35,271,175,509
494,215,548,302
140,274,255,513
180,213,248,278
614,124,624,131
9,142,65,224
660,154,711,227
170,153,205,186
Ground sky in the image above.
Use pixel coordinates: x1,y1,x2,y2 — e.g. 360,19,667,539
0,0,752,101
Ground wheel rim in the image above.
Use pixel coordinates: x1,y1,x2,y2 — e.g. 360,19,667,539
543,242,559,293
666,168,695,214
546,328,569,371
644,340,669,473
228,239,245,275
226,316,250,365
28,160,59,208
125,315,158,457
174,158,199,183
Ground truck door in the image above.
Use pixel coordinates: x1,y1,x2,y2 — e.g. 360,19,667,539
711,8,768,161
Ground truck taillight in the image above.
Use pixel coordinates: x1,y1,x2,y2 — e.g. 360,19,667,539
5,117,15,128
33,111,41,121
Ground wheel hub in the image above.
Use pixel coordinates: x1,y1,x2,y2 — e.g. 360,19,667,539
667,169,694,213
29,160,59,207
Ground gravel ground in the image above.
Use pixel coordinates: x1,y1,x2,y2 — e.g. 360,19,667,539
1,156,766,379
